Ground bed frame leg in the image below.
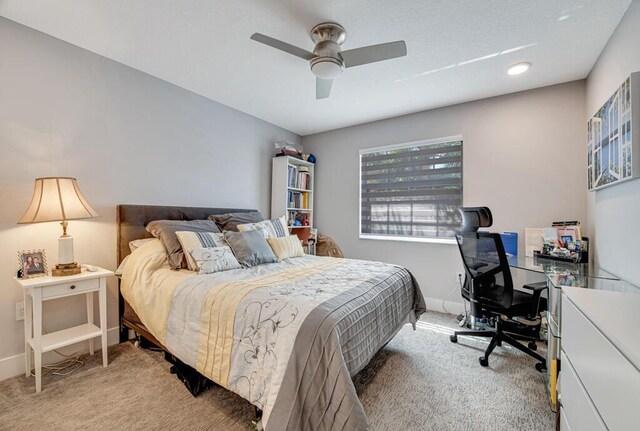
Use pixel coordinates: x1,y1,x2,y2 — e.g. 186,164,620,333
252,406,263,431
119,323,129,343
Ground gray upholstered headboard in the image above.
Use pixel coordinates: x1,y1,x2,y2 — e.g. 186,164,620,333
116,204,258,265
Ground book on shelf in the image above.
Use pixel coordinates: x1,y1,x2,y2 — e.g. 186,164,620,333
287,165,297,188
287,165,310,190
287,190,310,209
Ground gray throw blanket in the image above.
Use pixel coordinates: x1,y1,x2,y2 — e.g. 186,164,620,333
267,269,425,430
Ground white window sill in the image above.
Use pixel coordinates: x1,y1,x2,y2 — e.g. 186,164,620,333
359,234,457,245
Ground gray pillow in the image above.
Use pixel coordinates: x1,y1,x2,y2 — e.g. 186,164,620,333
146,220,220,269
224,229,277,268
209,211,265,232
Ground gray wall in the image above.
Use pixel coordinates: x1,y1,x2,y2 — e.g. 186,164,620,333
0,18,299,374
303,81,587,306
586,0,640,286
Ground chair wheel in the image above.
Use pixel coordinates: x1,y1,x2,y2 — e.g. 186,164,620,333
479,357,489,367
450,335,458,343
535,362,547,372
528,341,537,351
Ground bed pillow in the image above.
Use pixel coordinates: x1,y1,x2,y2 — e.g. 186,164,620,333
129,238,156,253
267,235,305,260
115,255,130,277
209,211,265,232
176,231,227,271
188,246,241,274
224,229,277,268
146,220,221,269
237,215,288,239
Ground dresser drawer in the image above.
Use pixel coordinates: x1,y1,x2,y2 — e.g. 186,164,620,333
562,298,640,430
559,407,571,431
559,352,606,431
41,278,99,299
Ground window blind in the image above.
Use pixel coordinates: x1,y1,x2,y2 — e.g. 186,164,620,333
360,138,463,239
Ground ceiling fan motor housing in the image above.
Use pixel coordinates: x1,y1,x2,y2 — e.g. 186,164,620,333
310,23,347,79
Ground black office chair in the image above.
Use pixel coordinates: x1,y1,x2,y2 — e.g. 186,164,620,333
450,208,547,371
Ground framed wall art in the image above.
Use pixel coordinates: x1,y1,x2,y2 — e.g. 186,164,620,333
588,72,640,191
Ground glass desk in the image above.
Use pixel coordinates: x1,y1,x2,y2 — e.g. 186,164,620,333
506,255,619,280
504,257,640,408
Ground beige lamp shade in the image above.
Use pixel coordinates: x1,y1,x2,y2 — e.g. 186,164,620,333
18,177,99,224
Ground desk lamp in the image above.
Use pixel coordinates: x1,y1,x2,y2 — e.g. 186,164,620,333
18,177,98,276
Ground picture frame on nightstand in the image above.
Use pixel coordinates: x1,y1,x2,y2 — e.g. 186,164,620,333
18,249,49,279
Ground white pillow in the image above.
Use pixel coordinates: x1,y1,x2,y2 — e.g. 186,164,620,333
129,238,156,252
189,246,241,274
237,216,288,239
115,255,130,277
176,231,227,271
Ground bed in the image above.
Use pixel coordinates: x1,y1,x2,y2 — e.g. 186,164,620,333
117,204,426,431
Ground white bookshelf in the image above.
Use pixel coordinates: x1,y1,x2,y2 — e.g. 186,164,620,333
271,156,314,231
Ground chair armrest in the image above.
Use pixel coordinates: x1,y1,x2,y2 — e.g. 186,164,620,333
521,282,547,317
522,281,547,292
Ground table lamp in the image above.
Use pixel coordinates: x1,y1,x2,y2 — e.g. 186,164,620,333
18,177,99,276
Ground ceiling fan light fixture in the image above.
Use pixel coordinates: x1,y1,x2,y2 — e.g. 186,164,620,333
507,62,531,76
311,58,344,79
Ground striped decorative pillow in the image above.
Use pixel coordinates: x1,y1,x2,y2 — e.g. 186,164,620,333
267,235,306,260
175,231,227,271
237,215,288,239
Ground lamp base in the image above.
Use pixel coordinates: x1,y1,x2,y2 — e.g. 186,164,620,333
52,262,81,277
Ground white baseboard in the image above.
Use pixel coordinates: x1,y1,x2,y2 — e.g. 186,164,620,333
0,326,121,382
0,353,25,383
424,296,466,316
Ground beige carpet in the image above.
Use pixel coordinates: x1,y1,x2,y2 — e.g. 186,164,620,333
0,312,554,431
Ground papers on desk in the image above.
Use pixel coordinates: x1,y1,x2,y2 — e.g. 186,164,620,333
543,227,560,246
526,222,588,261
525,228,544,257
526,225,587,256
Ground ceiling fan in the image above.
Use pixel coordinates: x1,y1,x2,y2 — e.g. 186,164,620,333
250,22,407,99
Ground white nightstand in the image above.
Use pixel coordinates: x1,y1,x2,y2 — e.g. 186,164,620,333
14,267,114,393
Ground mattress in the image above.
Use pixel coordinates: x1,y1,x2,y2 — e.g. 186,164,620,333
120,239,425,431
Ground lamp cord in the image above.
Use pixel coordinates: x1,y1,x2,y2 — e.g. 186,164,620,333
27,326,85,377
442,273,464,315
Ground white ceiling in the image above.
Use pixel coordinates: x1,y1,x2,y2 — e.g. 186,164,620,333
0,0,631,135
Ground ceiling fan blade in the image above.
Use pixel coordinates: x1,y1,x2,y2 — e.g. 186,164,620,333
341,40,407,68
250,33,315,61
316,77,333,99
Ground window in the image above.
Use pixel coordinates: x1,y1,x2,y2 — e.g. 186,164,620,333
360,136,463,242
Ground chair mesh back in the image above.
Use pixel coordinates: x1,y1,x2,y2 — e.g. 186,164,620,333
455,232,513,309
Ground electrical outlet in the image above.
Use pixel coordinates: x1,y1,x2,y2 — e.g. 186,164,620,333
16,302,25,321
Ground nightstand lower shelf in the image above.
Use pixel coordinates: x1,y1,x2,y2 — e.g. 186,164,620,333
28,323,102,353
16,267,114,393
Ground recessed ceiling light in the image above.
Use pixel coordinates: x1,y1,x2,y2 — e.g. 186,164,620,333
507,62,531,76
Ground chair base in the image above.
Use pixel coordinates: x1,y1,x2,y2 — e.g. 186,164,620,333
450,327,546,371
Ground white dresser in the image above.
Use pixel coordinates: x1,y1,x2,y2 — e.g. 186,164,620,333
560,287,640,431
